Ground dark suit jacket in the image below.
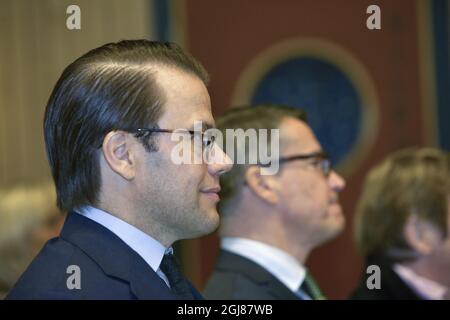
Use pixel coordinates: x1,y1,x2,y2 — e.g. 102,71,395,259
6,212,202,300
350,256,421,300
203,250,300,300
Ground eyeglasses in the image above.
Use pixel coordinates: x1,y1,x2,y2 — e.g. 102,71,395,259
134,128,216,153
260,150,331,177
280,150,331,177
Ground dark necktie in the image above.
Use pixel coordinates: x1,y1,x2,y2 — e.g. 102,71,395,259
159,253,194,300
299,272,326,300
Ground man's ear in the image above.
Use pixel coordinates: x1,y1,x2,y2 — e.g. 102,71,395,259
245,165,279,205
101,131,136,180
404,214,443,255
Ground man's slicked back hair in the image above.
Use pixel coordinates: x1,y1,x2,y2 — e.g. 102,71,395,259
44,40,209,211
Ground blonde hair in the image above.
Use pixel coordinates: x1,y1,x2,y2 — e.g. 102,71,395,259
354,148,450,261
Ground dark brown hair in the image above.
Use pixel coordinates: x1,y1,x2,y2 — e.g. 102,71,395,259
44,40,209,211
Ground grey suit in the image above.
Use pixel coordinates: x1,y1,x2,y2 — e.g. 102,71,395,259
204,250,300,300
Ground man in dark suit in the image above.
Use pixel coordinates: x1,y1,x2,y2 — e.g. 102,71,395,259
351,148,450,300
203,105,346,300
7,40,232,299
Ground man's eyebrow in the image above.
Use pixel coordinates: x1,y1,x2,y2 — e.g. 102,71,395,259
187,122,215,131
204,122,215,130
311,149,328,156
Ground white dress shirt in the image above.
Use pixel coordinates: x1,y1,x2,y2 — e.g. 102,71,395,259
393,264,448,300
76,205,172,287
221,237,307,294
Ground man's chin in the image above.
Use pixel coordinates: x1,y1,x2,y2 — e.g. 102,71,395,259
207,208,221,230
192,208,220,237
323,208,346,238
318,222,345,245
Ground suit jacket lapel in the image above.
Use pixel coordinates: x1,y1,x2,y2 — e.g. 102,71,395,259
60,212,177,300
217,250,300,300
129,255,175,299
368,256,421,300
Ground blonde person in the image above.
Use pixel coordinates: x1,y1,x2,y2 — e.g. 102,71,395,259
351,148,450,300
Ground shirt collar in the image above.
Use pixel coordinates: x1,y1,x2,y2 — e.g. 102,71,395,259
393,263,448,300
221,237,306,292
76,206,171,272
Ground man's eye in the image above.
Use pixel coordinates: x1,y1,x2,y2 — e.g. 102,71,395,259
191,132,201,141
204,136,215,147
203,138,211,147
311,159,323,167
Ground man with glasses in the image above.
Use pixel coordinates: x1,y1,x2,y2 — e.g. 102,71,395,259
7,40,232,300
204,105,346,300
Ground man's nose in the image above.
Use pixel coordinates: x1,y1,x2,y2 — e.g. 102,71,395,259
328,170,346,192
207,143,233,176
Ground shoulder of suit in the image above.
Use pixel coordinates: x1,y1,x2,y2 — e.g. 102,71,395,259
6,237,134,299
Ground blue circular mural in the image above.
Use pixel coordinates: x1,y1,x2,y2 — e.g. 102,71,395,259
251,57,362,166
